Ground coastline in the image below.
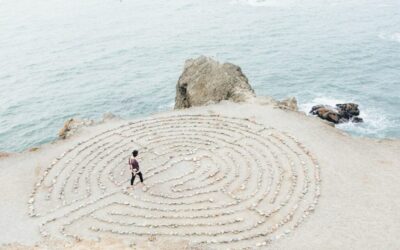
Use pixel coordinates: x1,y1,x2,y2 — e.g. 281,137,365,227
1,98,399,249
3,99,398,158
2,98,398,157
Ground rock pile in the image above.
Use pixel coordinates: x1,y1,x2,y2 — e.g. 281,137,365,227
310,103,363,124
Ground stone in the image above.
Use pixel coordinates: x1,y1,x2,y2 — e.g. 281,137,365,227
351,116,364,123
174,56,255,109
58,118,74,139
29,147,40,152
310,103,363,124
58,118,95,139
277,97,298,111
336,103,360,119
309,105,325,114
317,108,341,124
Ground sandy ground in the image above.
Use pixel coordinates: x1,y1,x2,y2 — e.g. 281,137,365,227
0,98,399,249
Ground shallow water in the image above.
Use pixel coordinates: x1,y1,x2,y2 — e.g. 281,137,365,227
0,0,399,152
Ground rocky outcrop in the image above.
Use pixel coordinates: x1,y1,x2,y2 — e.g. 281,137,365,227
174,56,255,109
58,118,94,139
310,103,363,124
58,113,120,140
310,106,341,124
277,97,298,111
336,103,360,119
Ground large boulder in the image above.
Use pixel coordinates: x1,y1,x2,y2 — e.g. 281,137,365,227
174,56,255,109
310,103,363,124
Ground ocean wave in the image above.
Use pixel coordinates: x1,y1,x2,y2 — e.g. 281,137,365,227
299,97,393,138
335,112,390,138
378,32,400,43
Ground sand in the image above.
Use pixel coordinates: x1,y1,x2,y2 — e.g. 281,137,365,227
1,99,399,249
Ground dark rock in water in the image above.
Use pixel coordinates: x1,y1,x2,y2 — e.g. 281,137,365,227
336,103,360,119
351,117,364,123
314,107,341,124
310,103,363,124
310,104,326,115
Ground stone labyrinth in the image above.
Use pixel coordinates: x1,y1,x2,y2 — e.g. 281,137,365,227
29,114,321,248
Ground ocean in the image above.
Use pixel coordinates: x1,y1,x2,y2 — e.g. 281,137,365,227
0,0,399,152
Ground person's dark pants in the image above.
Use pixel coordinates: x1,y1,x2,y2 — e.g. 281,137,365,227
131,172,143,185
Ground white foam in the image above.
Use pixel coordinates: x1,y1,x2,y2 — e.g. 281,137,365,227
337,108,391,138
299,96,349,114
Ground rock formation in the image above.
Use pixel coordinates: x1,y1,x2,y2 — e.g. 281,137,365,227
310,103,363,124
58,118,94,139
174,56,255,109
277,97,298,111
336,103,360,119
58,113,119,140
58,118,74,139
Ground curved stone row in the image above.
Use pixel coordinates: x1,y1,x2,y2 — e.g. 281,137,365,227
29,114,321,248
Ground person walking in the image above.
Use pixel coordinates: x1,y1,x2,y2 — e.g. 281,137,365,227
129,150,144,188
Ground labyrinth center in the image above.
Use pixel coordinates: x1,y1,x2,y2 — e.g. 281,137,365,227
29,115,321,248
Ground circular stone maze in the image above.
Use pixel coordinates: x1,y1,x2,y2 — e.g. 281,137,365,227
28,114,321,249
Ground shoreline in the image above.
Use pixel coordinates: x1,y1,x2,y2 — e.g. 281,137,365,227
2,96,399,157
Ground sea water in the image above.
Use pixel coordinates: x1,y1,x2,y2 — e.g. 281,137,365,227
0,0,399,152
